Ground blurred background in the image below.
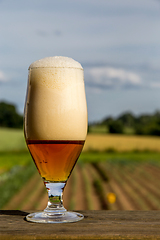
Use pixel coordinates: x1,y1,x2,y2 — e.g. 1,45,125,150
1,0,160,211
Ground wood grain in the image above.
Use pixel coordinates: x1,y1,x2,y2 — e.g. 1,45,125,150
0,210,160,239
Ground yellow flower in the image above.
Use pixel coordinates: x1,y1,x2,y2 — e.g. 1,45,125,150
107,192,116,204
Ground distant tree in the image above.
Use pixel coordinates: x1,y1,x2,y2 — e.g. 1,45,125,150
135,114,152,126
118,112,135,128
87,125,91,133
149,124,160,136
108,120,123,134
134,111,160,136
0,101,23,128
135,122,160,136
101,117,113,125
89,110,160,136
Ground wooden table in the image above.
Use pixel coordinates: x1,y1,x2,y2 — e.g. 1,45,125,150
0,210,160,239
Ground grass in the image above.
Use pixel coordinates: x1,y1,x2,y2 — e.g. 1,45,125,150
0,127,26,152
89,125,135,135
0,127,32,170
89,125,108,134
79,150,160,164
0,151,32,171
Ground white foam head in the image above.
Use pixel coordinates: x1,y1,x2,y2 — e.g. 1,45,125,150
25,56,87,140
29,56,83,69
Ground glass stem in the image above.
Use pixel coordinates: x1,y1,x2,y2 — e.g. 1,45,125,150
44,182,66,215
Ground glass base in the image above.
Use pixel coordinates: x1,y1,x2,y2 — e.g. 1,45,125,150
26,211,84,223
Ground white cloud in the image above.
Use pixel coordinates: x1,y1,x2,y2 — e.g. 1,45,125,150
150,82,160,88
85,66,142,90
0,70,7,82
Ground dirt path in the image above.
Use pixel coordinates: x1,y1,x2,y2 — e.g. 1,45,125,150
36,191,48,210
5,160,159,212
85,164,102,210
123,165,160,210
144,165,160,186
3,172,40,210
105,180,125,210
102,163,141,210
63,173,73,210
21,178,46,210
74,164,87,210
109,178,137,210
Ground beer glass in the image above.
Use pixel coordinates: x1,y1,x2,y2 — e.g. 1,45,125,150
24,56,87,223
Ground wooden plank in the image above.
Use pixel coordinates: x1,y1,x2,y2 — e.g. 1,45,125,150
0,210,160,239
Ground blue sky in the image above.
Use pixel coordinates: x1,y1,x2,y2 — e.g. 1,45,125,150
0,0,160,122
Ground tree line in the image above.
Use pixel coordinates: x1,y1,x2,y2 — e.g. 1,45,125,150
0,102,23,129
1,101,160,136
89,111,160,136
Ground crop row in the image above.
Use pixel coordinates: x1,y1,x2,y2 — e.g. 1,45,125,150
0,162,36,209
65,159,160,211
2,159,160,211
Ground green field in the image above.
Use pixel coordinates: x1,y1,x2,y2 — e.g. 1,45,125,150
1,127,160,210
80,150,160,163
0,128,36,208
0,128,31,171
0,127,26,152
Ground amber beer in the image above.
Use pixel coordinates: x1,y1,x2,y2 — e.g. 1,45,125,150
27,140,84,182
